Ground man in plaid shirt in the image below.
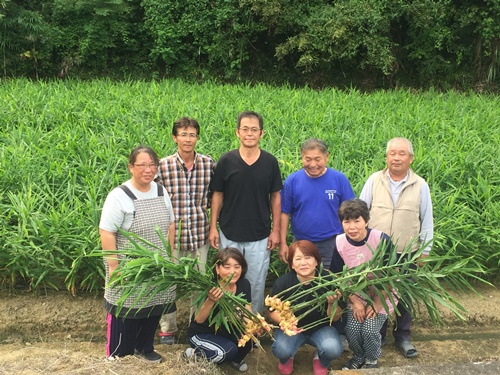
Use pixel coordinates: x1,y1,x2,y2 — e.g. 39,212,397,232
157,117,216,344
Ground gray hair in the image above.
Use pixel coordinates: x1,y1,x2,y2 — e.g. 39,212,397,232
386,137,414,156
300,138,328,155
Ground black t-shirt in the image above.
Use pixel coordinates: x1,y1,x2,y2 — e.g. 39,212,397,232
210,149,283,242
187,278,252,338
270,270,338,333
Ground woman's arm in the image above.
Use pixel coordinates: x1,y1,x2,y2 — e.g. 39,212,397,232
348,294,367,322
326,291,343,321
366,288,390,318
194,287,223,323
99,229,119,275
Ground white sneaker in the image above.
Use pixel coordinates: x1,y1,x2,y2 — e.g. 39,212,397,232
231,360,248,372
184,347,196,358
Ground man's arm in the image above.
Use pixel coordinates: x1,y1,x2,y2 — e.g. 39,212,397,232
419,182,434,256
155,160,166,185
209,191,223,248
279,212,290,262
342,174,356,201
267,191,281,250
206,160,216,209
359,174,374,209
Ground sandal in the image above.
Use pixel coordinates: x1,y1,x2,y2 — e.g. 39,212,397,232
231,360,248,372
396,340,418,358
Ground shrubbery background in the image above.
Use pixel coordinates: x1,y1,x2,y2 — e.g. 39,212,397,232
2,1,499,90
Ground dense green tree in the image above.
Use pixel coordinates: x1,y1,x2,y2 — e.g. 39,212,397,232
51,0,149,78
0,0,498,89
452,0,500,83
246,0,499,88
399,0,499,87
141,0,266,79
0,0,54,78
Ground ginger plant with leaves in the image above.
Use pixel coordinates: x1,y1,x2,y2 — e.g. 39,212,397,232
90,229,488,342
266,239,489,334
90,227,268,345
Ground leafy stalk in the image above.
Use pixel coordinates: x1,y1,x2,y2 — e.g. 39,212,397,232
89,227,261,339
271,240,490,332
90,228,490,340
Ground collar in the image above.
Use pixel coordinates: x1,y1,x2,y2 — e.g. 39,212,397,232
385,169,409,183
175,151,197,169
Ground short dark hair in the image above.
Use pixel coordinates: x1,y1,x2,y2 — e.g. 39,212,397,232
212,247,248,279
237,111,263,130
287,240,322,269
172,117,200,137
128,145,159,166
338,199,370,223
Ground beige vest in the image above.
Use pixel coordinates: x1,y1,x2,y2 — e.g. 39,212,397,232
368,168,424,253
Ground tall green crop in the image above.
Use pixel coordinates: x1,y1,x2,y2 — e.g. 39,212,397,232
1,79,499,292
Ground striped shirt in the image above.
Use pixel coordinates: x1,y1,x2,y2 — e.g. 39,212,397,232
158,152,215,251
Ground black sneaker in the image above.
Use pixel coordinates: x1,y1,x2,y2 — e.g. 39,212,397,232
342,358,364,370
134,349,162,363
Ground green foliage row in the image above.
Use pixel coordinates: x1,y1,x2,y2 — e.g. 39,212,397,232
0,79,499,293
1,0,499,89
91,229,487,336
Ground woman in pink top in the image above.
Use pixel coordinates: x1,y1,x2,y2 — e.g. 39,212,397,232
330,199,397,370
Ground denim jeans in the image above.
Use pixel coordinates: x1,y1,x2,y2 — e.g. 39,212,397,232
272,325,343,368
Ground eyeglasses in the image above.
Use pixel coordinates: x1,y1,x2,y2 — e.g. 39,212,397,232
133,163,158,170
239,127,261,134
177,132,199,139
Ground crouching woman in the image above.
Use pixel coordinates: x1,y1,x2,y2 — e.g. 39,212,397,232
269,240,343,375
185,247,253,372
330,198,398,370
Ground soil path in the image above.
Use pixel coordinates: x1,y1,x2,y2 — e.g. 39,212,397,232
0,283,499,374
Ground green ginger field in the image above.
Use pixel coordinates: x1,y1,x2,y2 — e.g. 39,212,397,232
0,79,499,293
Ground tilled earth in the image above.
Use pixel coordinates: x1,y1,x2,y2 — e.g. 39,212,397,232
0,283,499,374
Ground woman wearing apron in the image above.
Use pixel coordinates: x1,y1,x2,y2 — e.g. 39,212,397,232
99,146,176,362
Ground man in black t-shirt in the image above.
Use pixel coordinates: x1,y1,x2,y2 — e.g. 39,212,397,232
209,111,283,313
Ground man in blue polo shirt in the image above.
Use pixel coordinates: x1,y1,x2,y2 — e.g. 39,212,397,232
279,138,355,269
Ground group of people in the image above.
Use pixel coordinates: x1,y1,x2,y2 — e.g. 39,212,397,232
99,111,433,374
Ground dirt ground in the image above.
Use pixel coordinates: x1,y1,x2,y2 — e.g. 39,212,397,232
0,283,499,375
